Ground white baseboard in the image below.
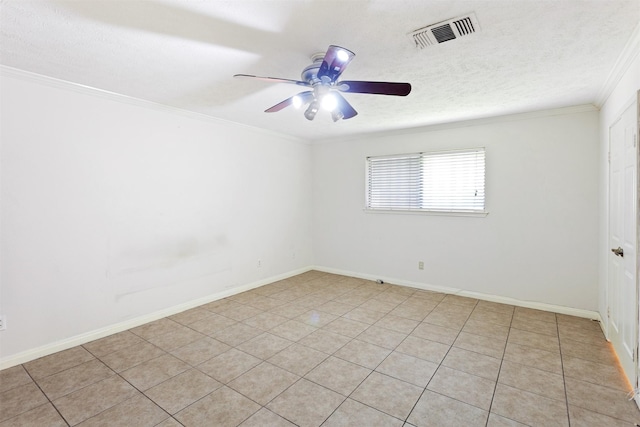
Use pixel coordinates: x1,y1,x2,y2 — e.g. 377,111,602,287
599,316,609,340
314,265,601,320
2,265,603,370
0,266,312,370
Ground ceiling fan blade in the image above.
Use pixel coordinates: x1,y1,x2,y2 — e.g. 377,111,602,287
317,45,355,83
234,74,310,87
334,92,358,120
338,81,412,96
265,91,314,112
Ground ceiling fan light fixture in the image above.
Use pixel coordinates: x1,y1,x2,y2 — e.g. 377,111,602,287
304,101,319,120
336,49,350,62
321,93,338,111
235,44,410,122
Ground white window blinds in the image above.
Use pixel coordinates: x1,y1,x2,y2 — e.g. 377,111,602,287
366,148,485,213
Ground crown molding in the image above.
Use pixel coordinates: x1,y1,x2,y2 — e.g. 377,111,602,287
0,65,309,145
317,103,599,144
595,21,640,107
1,64,604,146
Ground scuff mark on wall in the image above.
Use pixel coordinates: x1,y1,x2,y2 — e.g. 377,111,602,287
108,233,233,297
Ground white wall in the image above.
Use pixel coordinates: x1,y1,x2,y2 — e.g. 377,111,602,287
312,108,600,311
0,65,619,366
0,72,313,362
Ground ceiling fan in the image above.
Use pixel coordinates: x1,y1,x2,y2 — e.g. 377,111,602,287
234,45,412,122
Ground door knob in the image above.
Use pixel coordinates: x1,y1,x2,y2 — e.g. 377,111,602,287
611,247,624,257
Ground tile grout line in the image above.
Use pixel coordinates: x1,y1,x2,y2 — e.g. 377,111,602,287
83,328,215,426
309,283,410,425
555,319,640,425
483,303,514,427
557,313,572,427
111,361,179,426
242,342,345,426
18,364,72,426
202,275,352,426
330,289,427,424
431,298,503,424
335,294,521,424
401,297,521,423
292,285,428,424
398,295,475,425
25,346,128,426
17,347,113,425
80,343,176,426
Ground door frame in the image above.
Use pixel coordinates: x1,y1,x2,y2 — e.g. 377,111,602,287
605,91,640,407
636,89,640,408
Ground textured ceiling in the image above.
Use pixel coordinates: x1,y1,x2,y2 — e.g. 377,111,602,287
1,0,639,141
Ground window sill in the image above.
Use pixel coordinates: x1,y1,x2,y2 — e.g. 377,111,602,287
363,208,489,218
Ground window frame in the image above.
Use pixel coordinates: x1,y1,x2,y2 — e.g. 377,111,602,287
364,147,488,217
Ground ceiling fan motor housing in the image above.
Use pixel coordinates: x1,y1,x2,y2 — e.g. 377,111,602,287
301,63,320,84
300,52,326,83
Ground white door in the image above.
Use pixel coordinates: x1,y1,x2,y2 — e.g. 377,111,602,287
608,99,638,385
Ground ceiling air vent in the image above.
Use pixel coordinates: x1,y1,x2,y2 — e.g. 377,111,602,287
409,13,480,49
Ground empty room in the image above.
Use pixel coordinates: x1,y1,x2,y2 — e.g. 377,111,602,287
1,0,640,426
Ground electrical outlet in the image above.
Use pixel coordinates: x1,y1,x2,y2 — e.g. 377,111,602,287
418,261,424,270
257,259,262,268
0,315,6,331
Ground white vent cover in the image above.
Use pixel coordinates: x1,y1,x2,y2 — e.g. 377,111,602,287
409,13,480,49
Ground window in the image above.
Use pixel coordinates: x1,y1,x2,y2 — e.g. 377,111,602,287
366,148,486,214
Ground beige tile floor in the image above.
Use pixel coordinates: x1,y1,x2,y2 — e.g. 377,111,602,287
2,271,640,426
